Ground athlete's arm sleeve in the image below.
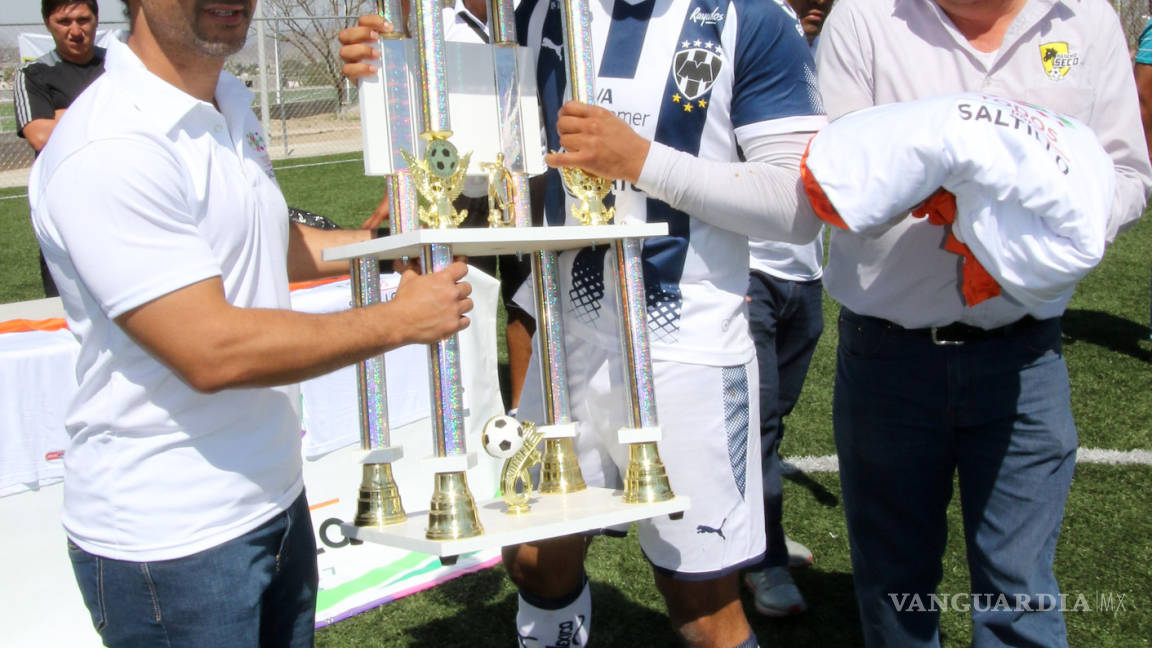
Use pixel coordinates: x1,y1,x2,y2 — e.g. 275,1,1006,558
635,127,823,245
1095,12,1152,243
632,1,827,245
813,1,875,120
13,66,56,137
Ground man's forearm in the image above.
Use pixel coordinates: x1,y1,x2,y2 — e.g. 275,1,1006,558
20,118,58,152
287,223,374,281
116,268,472,393
635,131,824,245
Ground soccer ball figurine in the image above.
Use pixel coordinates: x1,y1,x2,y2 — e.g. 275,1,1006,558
482,415,526,459
424,139,460,179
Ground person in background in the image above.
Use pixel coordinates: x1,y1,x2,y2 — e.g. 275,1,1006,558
1136,16,1152,165
29,0,474,645
1133,14,1152,338
741,0,835,619
14,0,105,298
789,0,833,47
816,0,1151,645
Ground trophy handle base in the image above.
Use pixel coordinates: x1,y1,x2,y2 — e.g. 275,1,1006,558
426,470,485,540
354,463,407,528
539,436,587,495
622,440,676,504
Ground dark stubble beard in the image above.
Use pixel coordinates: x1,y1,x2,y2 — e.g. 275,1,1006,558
145,1,251,60
191,3,250,57
192,31,247,58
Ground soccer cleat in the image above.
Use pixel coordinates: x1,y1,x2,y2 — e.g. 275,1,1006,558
745,566,808,617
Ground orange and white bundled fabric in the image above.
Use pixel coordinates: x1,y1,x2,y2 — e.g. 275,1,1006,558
801,93,1114,308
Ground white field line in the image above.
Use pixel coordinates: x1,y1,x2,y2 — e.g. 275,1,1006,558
1076,447,1152,466
273,156,361,171
785,448,1152,474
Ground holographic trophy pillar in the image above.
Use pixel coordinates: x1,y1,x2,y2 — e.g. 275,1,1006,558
352,0,414,529
350,259,407,528
407,0,483,541
559,0,673,504
481,0,586,496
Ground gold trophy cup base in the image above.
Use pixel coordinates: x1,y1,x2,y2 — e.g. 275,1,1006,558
355,463,407,527
539,437,587,494
426,471,485,540
623,441,675,504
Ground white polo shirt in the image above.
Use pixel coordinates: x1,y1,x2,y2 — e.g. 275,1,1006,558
443,0,490,44
815,0,1152,328
29,37,303,562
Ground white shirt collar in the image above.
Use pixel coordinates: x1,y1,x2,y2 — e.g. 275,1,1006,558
103,35,253,135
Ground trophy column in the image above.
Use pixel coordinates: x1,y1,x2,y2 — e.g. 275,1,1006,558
558,0,674,504
410,0,483,541
350,258,406,527
483,0,586,495
350,0,417,530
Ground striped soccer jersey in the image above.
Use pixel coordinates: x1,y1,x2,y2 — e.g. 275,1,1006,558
13,48,106,139
517,0,823,366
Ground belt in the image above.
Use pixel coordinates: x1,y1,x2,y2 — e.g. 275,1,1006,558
853,312,1045,346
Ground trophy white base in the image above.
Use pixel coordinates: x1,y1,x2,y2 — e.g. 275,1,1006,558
360,446,404,464
341,488,689,563
538,422,578,439
321,224,670,263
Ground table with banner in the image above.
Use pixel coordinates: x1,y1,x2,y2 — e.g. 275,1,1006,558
0,270,507,647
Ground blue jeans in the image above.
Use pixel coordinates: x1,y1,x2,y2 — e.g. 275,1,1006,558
834,308,1076,648
68,491,318,648
747,271,824,569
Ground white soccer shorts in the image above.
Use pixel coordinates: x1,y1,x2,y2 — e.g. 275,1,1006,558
520,332,766,577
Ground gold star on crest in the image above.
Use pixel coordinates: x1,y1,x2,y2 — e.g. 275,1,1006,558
683,103,693,113
698,99,708,108
672,93,682,103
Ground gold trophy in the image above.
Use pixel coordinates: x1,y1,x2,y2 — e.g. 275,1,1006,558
328,0,686,560
481,416,546,515
407,0,484,542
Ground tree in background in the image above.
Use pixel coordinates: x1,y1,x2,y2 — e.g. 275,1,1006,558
262,0,373,115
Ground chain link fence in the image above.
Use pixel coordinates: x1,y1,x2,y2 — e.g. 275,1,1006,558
0,14,369,188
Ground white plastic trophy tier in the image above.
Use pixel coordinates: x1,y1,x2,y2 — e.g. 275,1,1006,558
324,228,689,561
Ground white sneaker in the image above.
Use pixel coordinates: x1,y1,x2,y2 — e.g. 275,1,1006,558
744,566,808,617
785,536,813,568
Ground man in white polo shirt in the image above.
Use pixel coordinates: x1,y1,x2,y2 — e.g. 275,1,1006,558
28,1,474,646
815,0,1151,646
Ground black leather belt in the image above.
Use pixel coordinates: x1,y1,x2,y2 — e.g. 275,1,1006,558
854,312,1045,346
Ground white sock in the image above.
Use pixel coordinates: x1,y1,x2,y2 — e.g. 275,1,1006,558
515,578,591,647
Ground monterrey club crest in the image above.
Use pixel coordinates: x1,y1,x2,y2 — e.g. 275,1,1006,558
671,41,725,111
1040,42,1079,80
